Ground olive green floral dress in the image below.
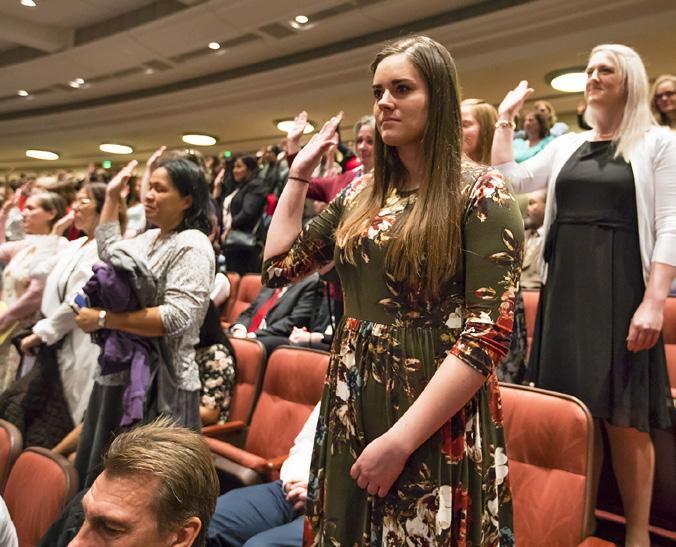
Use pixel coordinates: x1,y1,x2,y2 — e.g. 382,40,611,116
263,161,523,546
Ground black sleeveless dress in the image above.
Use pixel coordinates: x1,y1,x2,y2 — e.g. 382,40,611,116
527,140,673,432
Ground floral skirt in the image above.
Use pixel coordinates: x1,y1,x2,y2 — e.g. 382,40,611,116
304,317,514,546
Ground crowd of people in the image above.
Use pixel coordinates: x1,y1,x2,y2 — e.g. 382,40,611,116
0,36,673,547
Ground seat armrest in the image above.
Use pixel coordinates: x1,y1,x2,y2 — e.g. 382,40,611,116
202,420,246,437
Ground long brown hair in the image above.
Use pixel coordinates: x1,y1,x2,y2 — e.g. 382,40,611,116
461,98,498,165
336,36,463,298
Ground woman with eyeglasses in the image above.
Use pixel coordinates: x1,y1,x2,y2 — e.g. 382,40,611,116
651,74,675,129
20,184,125,435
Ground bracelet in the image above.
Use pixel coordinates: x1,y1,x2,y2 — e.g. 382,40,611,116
288,175,310,184
97,310,107,328
495,119,516,130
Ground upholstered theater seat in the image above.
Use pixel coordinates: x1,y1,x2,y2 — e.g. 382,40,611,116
220,271,241,324
521,289,539,351
4,447,78,546
205,346,328,491
202,337,266,441
500,383,613,547
223,273,263,325
0,419,22,494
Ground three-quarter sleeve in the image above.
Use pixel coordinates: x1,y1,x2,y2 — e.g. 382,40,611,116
652,131,676,267
158,232,215,337
262,178,363,287
94,221,122,263
450,170,524,377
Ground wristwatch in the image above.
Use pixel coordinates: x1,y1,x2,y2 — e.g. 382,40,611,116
97,310,107,328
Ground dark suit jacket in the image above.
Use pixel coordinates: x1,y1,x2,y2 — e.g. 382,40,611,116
235,274,321,338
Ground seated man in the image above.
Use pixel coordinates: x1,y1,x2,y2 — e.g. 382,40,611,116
229,273,321,353
207,404,319,547
521,189,546,290
47,417,219,547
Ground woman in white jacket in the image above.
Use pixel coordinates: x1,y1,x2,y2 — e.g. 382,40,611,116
20,183,124,426
492,44,675,547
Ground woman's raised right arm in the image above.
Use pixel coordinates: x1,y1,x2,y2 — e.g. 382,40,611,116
491,80,533,166
264,114,342,260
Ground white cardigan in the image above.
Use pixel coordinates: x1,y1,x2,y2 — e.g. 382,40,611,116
32,238,100,424
496,126,676,284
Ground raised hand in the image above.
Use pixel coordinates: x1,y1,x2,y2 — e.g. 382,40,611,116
107,160,138,199
146,145,166,172
498,80,534,121
288,112,343,182
286,111,309,155
51,210,75,236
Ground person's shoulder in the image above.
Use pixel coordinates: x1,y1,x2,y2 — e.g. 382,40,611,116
340,172,371,205
461,159,516,213
173,229,212,254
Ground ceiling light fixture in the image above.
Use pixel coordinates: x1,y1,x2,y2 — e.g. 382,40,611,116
20,0,37,7
294,15,309,24
69,77,86,88
182,133,218,146
26,149,59,161
17,90,29,97
275,119,315,134
546,67,587,93
99,143,134,155
208,42,221,50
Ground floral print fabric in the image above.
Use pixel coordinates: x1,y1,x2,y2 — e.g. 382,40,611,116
263,161,523,546
196,343,236,424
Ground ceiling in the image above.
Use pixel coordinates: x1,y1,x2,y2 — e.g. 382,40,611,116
0,0,674,173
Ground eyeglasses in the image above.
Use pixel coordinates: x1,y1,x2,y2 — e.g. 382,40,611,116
74,197,92,207
654,91,675,101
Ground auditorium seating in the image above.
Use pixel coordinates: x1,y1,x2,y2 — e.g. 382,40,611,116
204,346,329,492
663,297,676,399
0,419,22,494
223,273,263,326
4,447,78,546
521,289,539,351
500,383,613,547
221,272,241,325
202,337,267,441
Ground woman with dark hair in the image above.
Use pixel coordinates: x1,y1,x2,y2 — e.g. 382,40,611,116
513,109,554,163
74,158,214,487
264,36,521,544
221,154,267,274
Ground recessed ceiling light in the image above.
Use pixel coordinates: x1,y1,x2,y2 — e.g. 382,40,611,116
276,119,315,134
144,67,155,75
99,143,134,155
182,134,218,146
17,90,29,97
69,77,86,88
546,67,587,93
20,0,37,7
208,42,221,50
294,15,309,24
26,149,59,161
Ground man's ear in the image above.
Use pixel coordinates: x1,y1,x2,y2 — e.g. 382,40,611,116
170,517,201,546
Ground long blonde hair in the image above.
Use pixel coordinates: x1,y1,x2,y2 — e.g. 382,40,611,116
336,36,463,299
585,44,656,161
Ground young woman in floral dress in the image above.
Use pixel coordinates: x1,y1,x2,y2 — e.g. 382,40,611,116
264,36,523,545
